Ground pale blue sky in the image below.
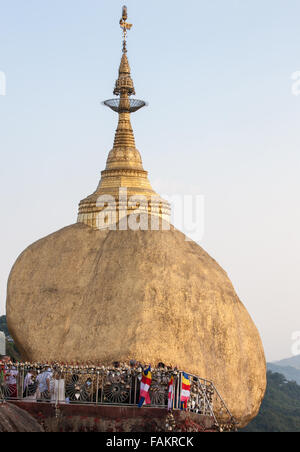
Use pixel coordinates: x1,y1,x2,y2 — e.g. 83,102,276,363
0,0,300,361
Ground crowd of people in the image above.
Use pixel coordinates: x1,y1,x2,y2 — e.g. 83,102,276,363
1,356,189,408
0,355,66,403
0,356,146,404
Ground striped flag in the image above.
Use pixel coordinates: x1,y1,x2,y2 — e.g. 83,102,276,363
138,366,152,407
180,372,191,409
168,376,175,410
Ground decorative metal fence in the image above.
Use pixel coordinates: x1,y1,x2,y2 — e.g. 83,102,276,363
0,362,236,430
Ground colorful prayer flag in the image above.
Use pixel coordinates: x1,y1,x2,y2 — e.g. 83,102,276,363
138,366,152,407
180,372,191,409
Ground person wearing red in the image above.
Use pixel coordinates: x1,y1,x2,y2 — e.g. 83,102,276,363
0,356,6,385
1,356,18,398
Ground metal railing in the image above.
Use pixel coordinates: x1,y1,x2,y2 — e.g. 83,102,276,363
0,362,236,430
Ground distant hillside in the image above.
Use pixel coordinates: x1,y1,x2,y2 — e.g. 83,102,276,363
274,355,300,370
268,363,300,385
242,371,300,432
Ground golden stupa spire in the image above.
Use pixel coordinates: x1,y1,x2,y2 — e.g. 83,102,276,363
119,5,132,55
77,6,170,229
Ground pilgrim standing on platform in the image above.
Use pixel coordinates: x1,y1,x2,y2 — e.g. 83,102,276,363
50,371,66,404
23,369,37,400
5,364,18,398
36,367,52,401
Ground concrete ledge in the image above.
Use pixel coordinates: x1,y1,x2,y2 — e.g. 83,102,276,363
10,401,217,432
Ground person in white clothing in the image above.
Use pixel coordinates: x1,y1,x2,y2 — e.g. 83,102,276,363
36,367,52,401
50,371,66,404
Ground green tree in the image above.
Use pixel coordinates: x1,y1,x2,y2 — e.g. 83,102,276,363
242,371,300,432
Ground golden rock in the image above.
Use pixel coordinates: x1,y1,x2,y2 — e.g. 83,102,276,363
7,221,266,427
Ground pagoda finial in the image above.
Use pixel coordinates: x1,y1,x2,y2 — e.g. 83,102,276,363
120,6,132,54
103,6,146,112
77,6,171,229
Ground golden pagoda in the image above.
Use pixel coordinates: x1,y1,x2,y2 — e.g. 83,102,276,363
77,6,170,229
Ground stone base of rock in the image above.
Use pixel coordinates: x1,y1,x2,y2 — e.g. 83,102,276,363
9,402,218,432
0,402,44,432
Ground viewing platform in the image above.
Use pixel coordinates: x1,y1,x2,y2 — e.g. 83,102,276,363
0,362,236,432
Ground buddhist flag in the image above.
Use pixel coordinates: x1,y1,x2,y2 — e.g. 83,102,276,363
168,376,175,410
180,372,191,409
138,366,152,407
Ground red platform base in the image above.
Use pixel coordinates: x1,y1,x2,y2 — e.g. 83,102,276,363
10,401,218,432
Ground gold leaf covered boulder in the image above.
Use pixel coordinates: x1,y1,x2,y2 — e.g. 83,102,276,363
7,221,266,427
